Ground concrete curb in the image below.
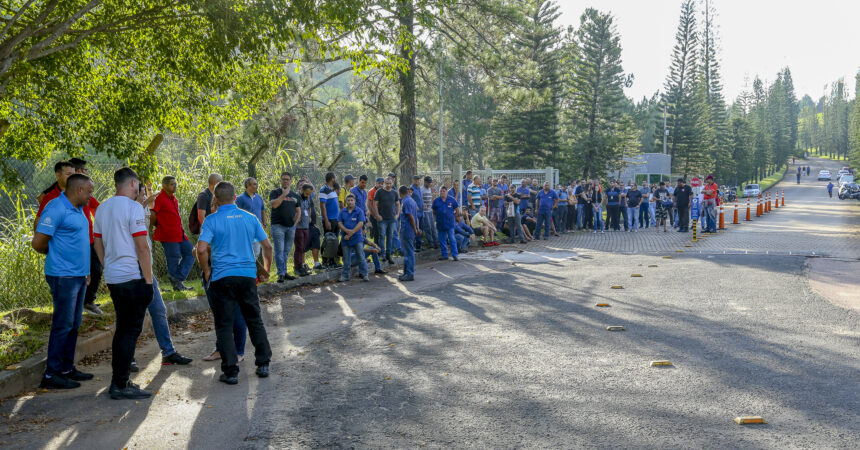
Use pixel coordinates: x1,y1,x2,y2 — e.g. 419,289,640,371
0,257,406,399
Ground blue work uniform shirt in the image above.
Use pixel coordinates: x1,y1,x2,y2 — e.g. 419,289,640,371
236,192,265,223
517,186,531,212
319,185,340,222
400,196,419,236
350,186,368,214
432,196,459,231
36,192,90,277
410,184,423,218
536,189,558,213
337,207,365,245
199,204,268,282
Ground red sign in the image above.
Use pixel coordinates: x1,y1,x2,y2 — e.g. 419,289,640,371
690,177,701,188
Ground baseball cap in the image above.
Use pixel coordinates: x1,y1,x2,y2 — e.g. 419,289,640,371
344,174,355,182
387,172,396,178
376,177,384,183
412,175,421,180
424,176,432,183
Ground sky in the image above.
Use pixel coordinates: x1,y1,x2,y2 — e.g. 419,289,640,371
556,0,860,103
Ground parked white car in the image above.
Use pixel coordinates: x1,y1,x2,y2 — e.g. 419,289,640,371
818,170,832,181
742,184,761,198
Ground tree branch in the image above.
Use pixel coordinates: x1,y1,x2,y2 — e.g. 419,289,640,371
307,66,354,93
0,0,38,41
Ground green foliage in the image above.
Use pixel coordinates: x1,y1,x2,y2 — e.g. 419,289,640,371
491,0,562,169
560,8,639,179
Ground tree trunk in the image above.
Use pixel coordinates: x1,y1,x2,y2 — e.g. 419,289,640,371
397,0,417,183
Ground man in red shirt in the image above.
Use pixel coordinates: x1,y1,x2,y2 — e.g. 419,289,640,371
36,159,105,315
701,174,719,233
151,176,194,291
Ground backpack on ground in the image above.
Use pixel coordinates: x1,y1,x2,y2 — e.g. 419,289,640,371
322,231,339,259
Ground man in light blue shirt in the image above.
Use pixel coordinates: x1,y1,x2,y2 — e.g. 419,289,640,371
198,181,274,385
32,174,95,390
398,186,422,281
236,177,266,258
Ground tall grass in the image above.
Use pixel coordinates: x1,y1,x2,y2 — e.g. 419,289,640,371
0,196,51,310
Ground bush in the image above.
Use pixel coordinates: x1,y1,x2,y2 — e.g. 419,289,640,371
0,199,51,310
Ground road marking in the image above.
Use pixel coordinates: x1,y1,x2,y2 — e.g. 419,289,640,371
734,416,766,425
606,326,625,331
650,360,673,367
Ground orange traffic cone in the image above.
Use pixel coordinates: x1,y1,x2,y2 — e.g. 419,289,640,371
746,197,751,221
733,203,739,224
781,189,785,206
719,203,725,229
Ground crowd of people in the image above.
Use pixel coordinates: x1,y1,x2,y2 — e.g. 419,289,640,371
30,160,723,396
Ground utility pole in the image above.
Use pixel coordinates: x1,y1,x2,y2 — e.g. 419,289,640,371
663,105,668,155
438,35,444,175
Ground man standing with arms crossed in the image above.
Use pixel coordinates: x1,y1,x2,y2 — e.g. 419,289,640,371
32,174,96,389
93,168,154,400
534,181,558,240
701,174,719,233
673,178,693,232
373,177,399,264
432,186,460,261
270,172,301,281
236,177,267,260
198,182,273,385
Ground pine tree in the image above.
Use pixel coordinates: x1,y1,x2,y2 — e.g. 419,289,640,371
750,77,772,181
782,68,799,153
700,0,731,181
660,0,711,176
561,8,639,179
491,0,562,169
850,73,860,163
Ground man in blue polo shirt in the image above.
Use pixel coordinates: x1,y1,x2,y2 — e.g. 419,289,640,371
399,185,422,281
236,177,266,258
516,179,532,214
32,174,95,390
350,175,368,215
198,181,274,385
432,186,460,261
337,194,369,282
410,175,423,252
534,181,558,240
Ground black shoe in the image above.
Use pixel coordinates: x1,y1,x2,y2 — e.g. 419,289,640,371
129,360,139,373
375,269,387,274
398,275,414,281
219,373,239,385
176,282,193,291
296,268,310,277
255,364,269,378
438,257,448,261
387,258,395,265
285,274,297,280
361,275,370,282
452,256,459,261
109,381,152,400
40,374,80,389
277,274,285,283
63,367,94,381
162,352,193,365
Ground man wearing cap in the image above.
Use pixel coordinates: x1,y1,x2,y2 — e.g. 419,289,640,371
673,178,693,232
701,174,719,233
410,175,423,252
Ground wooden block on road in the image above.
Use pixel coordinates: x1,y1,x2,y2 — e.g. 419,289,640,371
734,416,766,425
606,326,625,331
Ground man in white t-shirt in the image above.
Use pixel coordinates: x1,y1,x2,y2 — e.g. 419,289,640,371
93,167,155,401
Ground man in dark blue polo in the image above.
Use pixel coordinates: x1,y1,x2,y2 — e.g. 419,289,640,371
432,186,460,261
410,175,423,252
197,181,274,385
399,185,422,281
337,194,369,282
534,181,558,240
32,174,95,389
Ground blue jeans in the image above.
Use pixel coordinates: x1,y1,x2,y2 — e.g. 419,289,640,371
438,227,459,258
401,228,416,277
576,204,584,228
354,248,381,271
148,278,176,357
271,224,296,276
161,238,194,282
554,206,568,232
639,205,650,228
593,206,604,231
206,287,246,356
704,201,717,232
506,215,524,243
627,206,640,230
536,210,552,238
413,214,422,251
421,213,438,247
341,242,368,279
649,203,657,226
378,219,396,259
45,276,87,376
455,234,470,252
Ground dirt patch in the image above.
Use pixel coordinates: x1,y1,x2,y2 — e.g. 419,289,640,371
807,258,860,314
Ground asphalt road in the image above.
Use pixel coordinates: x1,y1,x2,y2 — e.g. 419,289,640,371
0,159,857,449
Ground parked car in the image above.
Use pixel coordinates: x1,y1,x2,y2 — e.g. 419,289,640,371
818,170,832,181
838,174,855,186
742,184,761,198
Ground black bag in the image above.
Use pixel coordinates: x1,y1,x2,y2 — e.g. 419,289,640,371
188,203,201,235
322,231,339,259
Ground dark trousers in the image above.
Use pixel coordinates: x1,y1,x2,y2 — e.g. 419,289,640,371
108,279,153,387
566,205,577,230
583,206,594,229
84,244,102,305
620,205,629,230
607,205,621,230
639,205,650,228
293,228,309,271
45,276,87,376
536,211,552,238
206,290,246,356
677,205,690,231
208,276,271,377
